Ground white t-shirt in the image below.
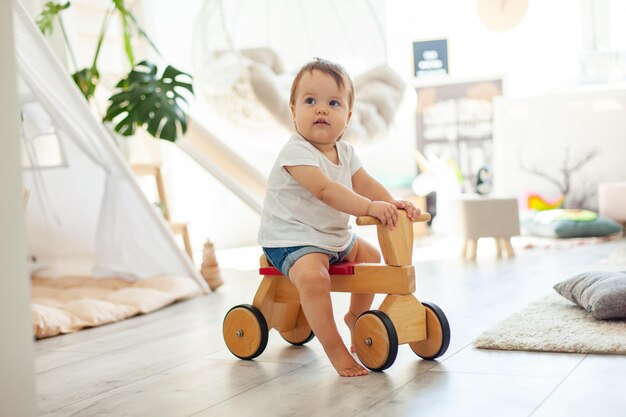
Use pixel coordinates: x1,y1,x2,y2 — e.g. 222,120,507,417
258,134,362,250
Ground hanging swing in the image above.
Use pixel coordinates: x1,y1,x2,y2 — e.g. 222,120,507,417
192,0,412,144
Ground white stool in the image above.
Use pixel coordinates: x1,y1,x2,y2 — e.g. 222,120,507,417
451,195,520,260
598,182,626,232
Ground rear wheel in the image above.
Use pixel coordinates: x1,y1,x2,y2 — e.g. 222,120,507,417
280,307,315,345
409,301,450,360
281,329,315,345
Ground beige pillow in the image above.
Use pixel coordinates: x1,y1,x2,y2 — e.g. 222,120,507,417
106,288,175,313
62,299,137,326
32,304,86,339
31,275,92,288
357,81,402,123
352,101,387,139
57,287,113,303
240,47,285,74
248,63,292,127
246,58,407,143
354,65,406,93
31,286,63,299
133,275,203,299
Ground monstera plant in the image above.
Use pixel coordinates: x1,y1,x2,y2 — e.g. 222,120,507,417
36,0,193,141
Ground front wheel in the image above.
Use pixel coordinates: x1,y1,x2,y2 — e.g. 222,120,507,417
223,304,269,360
353,310,398,372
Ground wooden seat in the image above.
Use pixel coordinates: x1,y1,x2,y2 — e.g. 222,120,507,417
259,262,358,276
131,163,194,261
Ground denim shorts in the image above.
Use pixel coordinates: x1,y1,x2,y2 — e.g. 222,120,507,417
263,235,356,277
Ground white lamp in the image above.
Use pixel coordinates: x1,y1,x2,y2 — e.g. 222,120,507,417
477,0,529,31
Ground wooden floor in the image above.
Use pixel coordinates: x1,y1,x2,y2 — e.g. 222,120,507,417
35,237,626,417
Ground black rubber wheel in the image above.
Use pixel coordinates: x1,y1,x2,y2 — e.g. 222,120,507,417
223,304,269,360
409,301,450,360
279,306,315,345
354,310,399,372
281,330,315,345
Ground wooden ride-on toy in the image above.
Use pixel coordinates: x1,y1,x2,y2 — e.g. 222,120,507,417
223,210,451,371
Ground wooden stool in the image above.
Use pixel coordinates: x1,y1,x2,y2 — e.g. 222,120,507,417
132,163,195,261
451,195,520,260
170,222,194,261
222,211,451,372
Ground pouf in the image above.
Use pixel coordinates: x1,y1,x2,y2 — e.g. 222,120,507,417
451,195,520,260
598,182,626,230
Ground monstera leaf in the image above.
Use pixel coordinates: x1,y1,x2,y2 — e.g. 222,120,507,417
36,1,70,35
72,67,100,100
104,61,193,141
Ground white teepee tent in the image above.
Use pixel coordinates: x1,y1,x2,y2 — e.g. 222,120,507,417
14,2,207,290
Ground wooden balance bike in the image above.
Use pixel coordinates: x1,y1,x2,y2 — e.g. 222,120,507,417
222,210,451,371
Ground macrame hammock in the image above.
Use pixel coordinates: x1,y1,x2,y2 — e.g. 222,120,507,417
192,0,408,143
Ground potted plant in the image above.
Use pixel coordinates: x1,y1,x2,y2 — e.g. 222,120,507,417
36,0,193,142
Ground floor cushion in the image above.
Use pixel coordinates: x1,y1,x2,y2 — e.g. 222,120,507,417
31,275,203,339
524,209,622,238
554,270,626,319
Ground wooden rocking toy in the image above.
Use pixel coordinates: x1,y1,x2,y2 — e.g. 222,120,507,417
222,210,451,371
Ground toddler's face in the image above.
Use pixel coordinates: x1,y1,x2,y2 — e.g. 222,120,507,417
291,70,352,149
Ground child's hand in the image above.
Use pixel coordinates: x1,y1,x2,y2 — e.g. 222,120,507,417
367,201,399,229
391,200,422,220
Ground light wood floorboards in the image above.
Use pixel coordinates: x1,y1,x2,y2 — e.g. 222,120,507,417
35,238,626,416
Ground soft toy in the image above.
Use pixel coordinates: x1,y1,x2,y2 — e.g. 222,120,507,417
475,165,493,195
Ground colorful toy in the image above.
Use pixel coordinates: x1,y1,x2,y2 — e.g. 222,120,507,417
222,211,451,371
527,193,564,211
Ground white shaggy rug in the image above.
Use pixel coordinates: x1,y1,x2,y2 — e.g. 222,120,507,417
474,293,626,354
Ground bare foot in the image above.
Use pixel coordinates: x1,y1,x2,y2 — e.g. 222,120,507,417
326,344,368,377
344,312,358,353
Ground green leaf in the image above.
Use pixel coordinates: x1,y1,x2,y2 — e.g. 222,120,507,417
121,15,135,67
112,0,135,67
103,60,194,142
111,0,161,60
71,67,100,100
36,1,70,36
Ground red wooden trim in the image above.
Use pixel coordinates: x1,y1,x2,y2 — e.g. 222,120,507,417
259,262,358,276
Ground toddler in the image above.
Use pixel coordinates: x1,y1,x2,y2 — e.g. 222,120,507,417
258,58,420,377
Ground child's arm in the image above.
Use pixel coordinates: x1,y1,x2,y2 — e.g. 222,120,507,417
285,165,400,227
352,168,422,220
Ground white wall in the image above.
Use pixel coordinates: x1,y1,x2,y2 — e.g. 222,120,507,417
0,1,37,416
385,0,585,97
492,86,626,209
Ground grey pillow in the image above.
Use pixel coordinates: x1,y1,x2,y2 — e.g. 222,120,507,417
554,271,626,319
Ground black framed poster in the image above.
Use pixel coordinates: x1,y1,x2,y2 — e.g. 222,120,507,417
412,39,448,78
